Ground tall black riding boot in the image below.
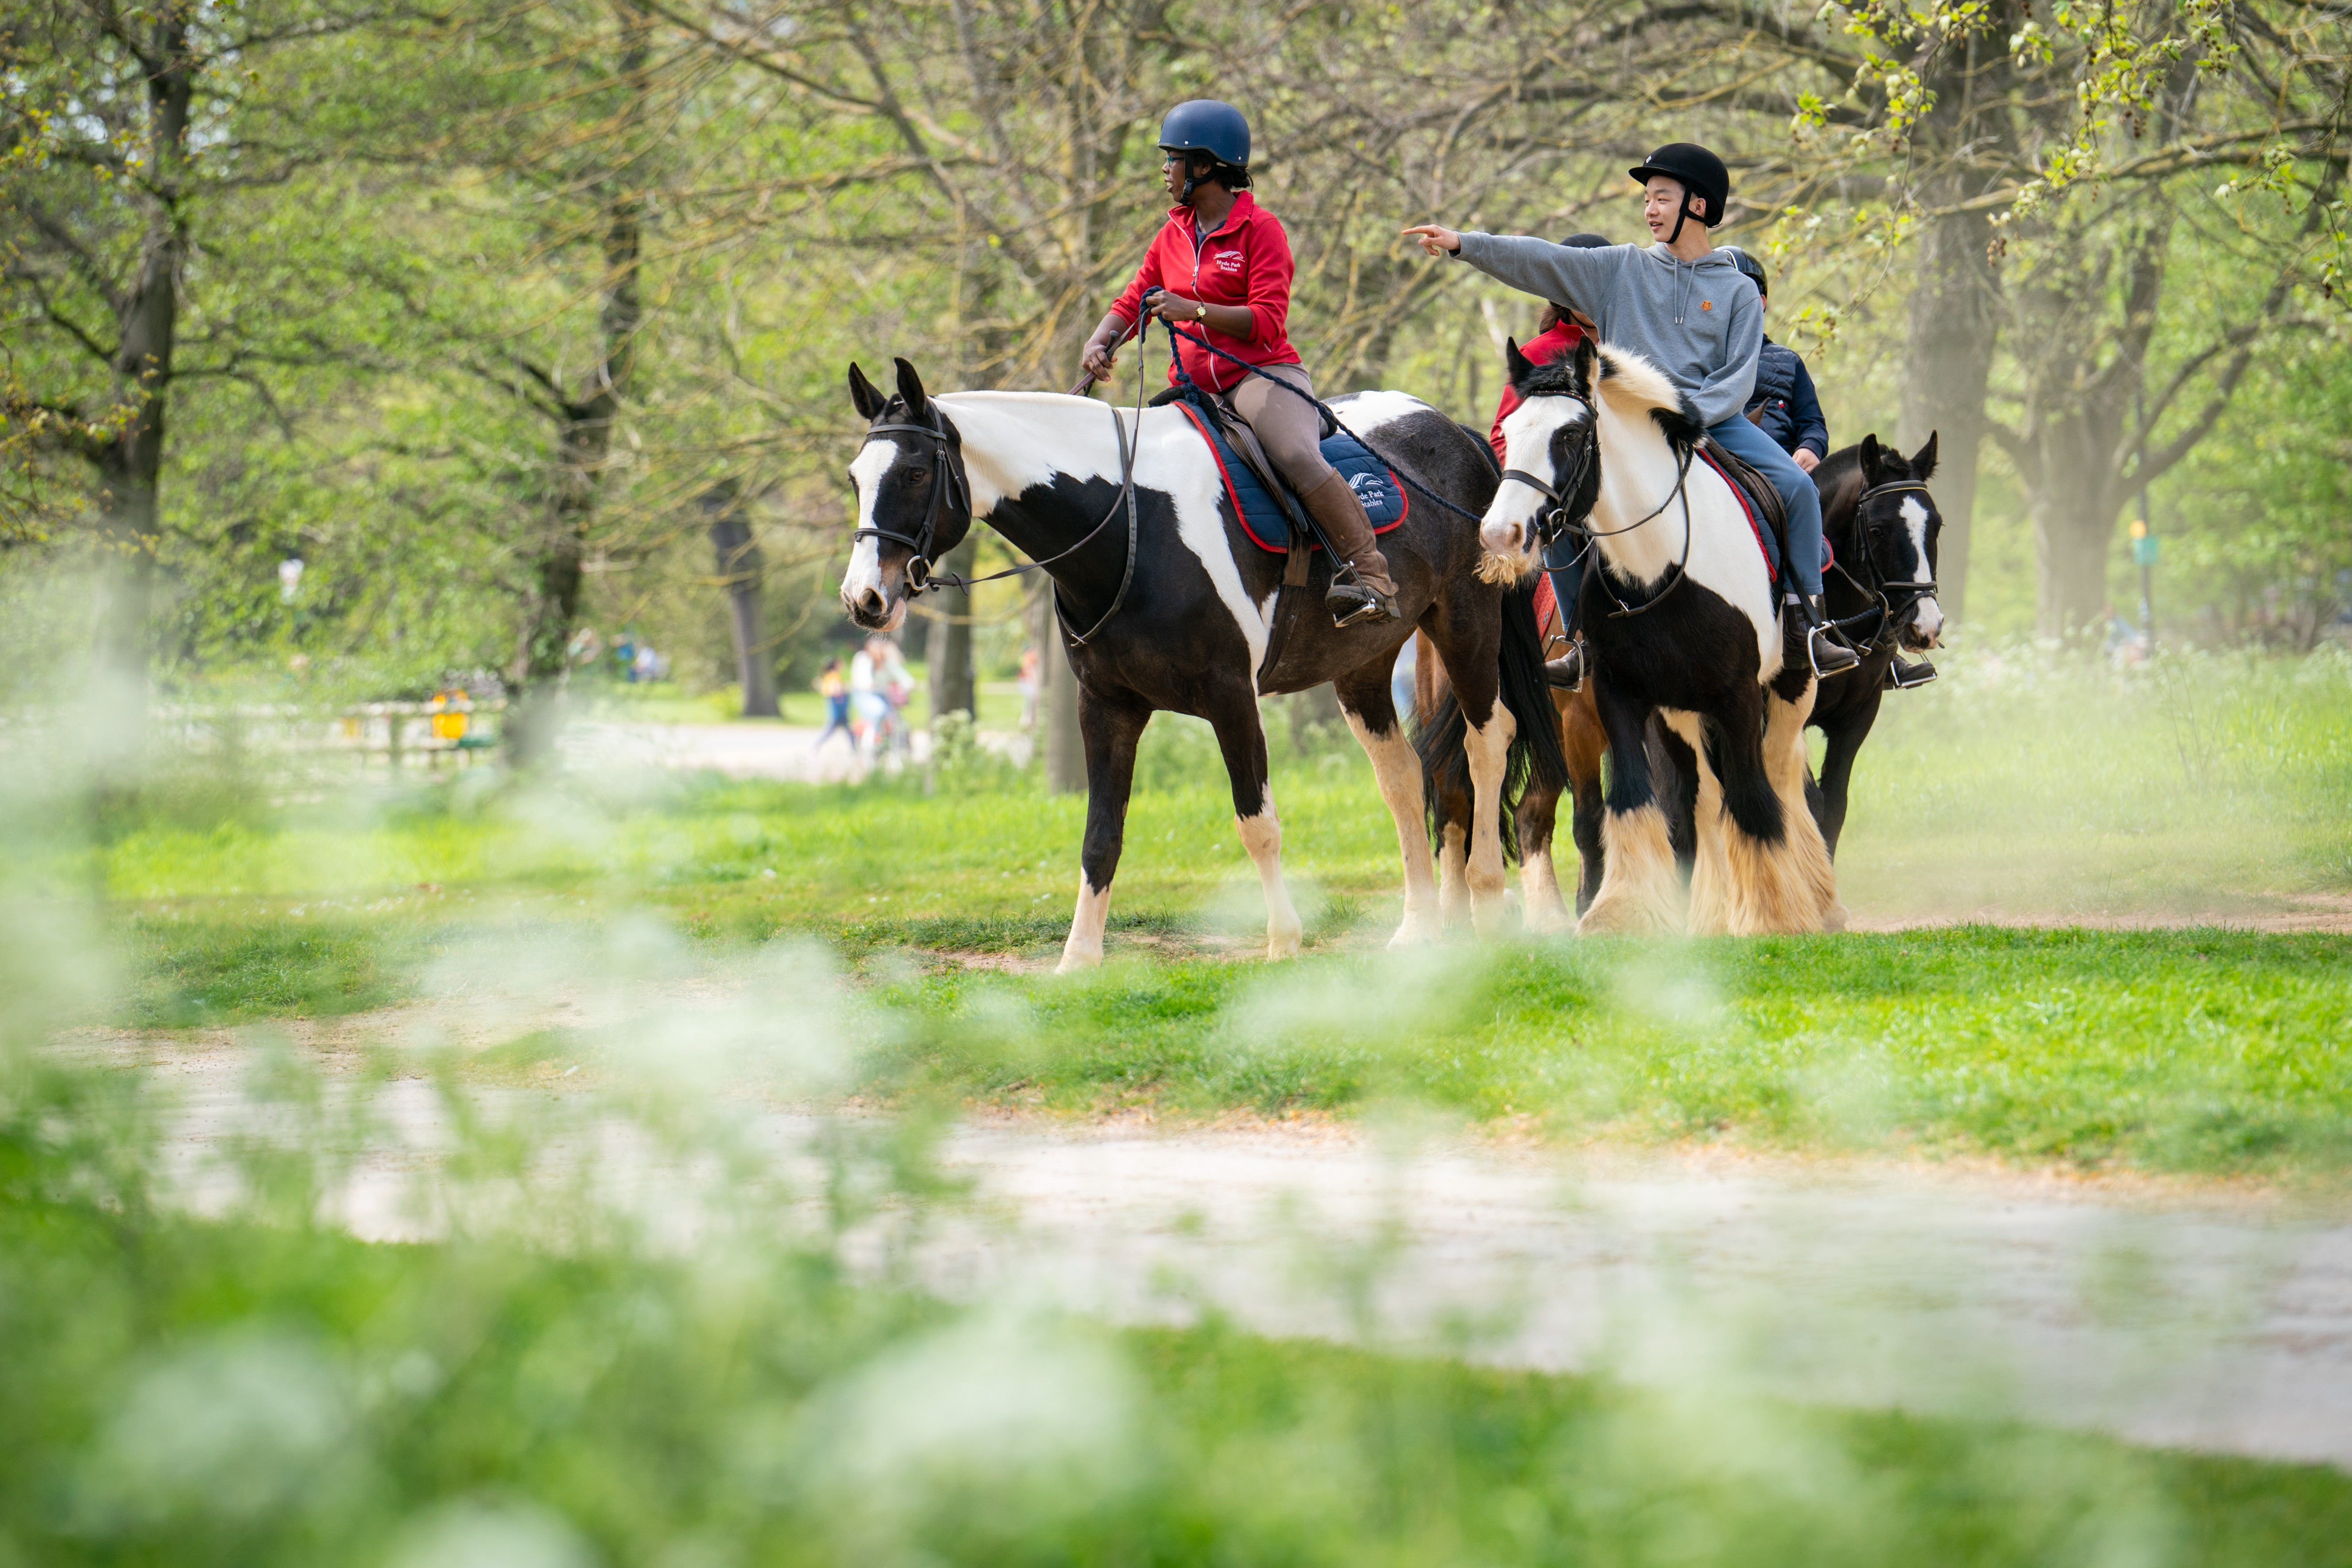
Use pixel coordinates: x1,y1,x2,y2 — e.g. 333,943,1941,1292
1788,593,1859,678
1303,470,1400,628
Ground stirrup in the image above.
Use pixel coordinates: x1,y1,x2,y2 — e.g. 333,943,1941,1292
1807,626,1859,679
1885,654,1938,689
1325,566,1397,629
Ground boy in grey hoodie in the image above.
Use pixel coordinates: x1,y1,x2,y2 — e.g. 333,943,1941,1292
1405,143,1856,680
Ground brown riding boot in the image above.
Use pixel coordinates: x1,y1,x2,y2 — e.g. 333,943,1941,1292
1301,469,1400,628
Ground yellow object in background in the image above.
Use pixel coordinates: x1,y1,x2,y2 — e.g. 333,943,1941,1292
429,688,471,741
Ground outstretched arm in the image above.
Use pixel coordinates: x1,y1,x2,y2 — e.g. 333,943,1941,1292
1403,225,1621,311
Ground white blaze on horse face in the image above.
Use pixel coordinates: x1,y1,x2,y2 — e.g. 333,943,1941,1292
840,438,901,624
1899,495,1945,644
1486,398,1577,565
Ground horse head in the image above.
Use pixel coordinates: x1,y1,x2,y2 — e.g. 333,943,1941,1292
1482,334,1602,583
1853,432,1945,651
840,357,975,633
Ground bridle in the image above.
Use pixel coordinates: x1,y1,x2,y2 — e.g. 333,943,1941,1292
851,391,1142,648
1501,391,1696,618
1828,478,1941,655
851,405,971,594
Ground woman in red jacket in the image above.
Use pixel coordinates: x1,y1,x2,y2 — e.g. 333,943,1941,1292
1079,100,1396,628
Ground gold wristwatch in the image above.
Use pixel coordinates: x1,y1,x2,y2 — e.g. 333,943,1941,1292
1194,302,1207,321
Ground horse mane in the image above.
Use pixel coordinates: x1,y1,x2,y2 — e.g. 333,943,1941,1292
1590,345,1706,449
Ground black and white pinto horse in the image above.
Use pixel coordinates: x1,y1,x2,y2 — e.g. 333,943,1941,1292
839,358,1559,970
1806,434,1946,856
1470,337,1838,935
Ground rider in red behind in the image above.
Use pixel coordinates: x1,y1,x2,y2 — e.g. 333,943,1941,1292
1079,101,1398,629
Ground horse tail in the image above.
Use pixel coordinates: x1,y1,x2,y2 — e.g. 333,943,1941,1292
1410,580,1567,865
1498,575,1571,816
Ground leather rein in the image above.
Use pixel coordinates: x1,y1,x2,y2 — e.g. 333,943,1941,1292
1502,394,1697,619
1826,478,1940,655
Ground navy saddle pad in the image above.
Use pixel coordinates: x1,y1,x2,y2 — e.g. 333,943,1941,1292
1172,401,1408,554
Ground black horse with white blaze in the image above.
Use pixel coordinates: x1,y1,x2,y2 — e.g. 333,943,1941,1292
840,358,1560,970
1806,433,1946,856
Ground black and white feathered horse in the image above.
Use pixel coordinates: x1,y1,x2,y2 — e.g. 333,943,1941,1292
1471,337,1838,935
839,358,1560,970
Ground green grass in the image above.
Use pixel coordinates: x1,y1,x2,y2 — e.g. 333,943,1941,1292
864,927,2352,1174
4,1066,2349,1568
38,647,2352,1170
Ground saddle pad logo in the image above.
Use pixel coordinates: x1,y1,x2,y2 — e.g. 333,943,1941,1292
1348,471,1391,508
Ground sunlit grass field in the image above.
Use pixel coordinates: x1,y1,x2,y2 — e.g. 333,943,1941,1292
61,647,2352,1177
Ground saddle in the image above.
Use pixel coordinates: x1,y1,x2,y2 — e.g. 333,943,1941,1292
1155,387,1408,553
1149,383,1407,687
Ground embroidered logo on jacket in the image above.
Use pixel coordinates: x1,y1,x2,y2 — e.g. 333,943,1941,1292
1214,250,1244,273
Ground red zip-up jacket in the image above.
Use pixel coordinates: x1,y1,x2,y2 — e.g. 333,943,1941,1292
1109,191,1304,395
1488,321,1586,461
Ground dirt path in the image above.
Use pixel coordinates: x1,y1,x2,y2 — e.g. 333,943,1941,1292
76,1020,2352,1473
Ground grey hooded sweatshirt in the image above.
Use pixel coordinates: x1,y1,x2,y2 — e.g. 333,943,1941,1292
1454,234,1762,429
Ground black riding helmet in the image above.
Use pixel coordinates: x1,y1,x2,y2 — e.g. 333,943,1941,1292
1629,143,1730,243
1158,100,1250,201
1719,244,1768,298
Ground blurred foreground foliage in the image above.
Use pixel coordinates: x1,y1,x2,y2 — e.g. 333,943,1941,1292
6,1047,2352,1568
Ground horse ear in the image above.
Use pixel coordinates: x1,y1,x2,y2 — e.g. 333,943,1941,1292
1505,336,1533,384
1910,430,1939,481
848,362,887,421
893,356,929,419
1572,333,1598,395
1859,433,1884,480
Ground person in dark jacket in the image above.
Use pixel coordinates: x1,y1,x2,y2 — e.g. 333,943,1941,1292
1722,248,1931,688
1718,249,1828,472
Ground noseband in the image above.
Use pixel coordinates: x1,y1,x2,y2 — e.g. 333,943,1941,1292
1501,394,1696,619
851,407,972,592
1831,479,1942,653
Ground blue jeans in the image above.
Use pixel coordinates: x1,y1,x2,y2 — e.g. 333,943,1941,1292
1706,416,1824,598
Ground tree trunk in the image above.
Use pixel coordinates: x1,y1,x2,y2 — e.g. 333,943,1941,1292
86,9,193,752
925,535,978,727
704,480,778,717
1038,588,1084,793
1897,205,1997,621
2030,465,2124,639
505,6,649,767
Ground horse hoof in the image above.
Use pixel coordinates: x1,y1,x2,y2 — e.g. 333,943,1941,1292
1266,925,1303,961
1056,946,1103,974
1521,903,1574,936
1576,897,1672,937
1388,908,1441,948
1822,901,1852,934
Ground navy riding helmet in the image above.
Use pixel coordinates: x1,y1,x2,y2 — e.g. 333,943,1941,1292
1158,99,1251,170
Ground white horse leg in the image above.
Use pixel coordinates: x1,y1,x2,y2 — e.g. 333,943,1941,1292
1519,841,1574,934
1437,821,1470,928
1206,700,1301,962
1463,704,1516,937
1344,709,1441,948
1663,710,1733,936
1235,797,1304,961
1060,879,1114,971
1761,678,1840,930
